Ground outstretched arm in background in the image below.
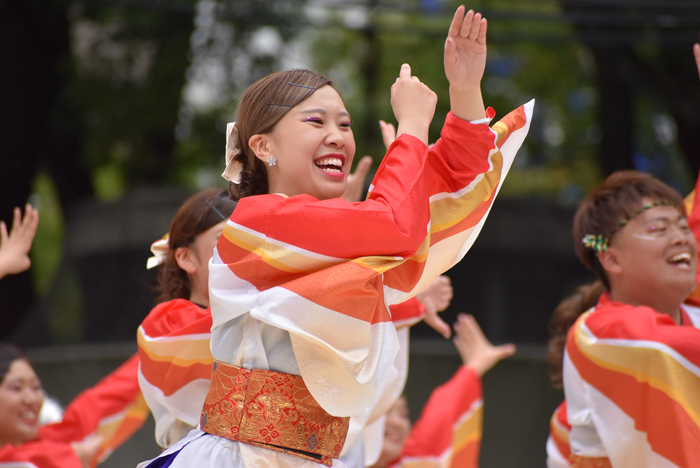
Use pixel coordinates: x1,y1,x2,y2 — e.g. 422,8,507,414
0,204,38,279
395,315,515,468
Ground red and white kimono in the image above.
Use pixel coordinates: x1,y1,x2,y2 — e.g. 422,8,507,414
139,102,534,468
0,355,148,468
390,366,483,468
137,296,423,456
137,299,213,448
547,171,700,468
561,295,700,467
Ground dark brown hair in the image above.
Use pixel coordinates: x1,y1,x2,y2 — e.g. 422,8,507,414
572,170,685,289
229,69,334,201
156,188,236,303
0,343,26,383
547,281,605,388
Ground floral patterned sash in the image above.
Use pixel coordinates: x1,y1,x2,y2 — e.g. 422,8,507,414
570,455,612,468
200,361,349,466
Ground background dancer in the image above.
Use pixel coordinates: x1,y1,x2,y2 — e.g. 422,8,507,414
138,188,236,448
369,314,515,468
0,343,146,468
138,5,532,467
552,170,700,467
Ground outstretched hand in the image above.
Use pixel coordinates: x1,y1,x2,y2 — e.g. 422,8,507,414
341,156,373,202
453,313,516,377
0,204,39,279
72,434,104,468
444,6,487,122
444,6,487,90
416,275,454,338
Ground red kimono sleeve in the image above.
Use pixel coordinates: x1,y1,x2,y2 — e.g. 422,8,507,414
395,366,483,468
0,440,83,468
39,354,148,466
389,298,426,328
684,170,700,304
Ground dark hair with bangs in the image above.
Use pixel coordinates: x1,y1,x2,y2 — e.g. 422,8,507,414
229,69,334,201
156,188,236,303
0,343,26,383
572,170,685,289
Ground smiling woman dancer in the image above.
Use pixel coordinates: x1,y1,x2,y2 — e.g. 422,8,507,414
138,6,533,468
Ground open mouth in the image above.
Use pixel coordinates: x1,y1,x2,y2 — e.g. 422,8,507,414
314,155,345,176
668,252,692,270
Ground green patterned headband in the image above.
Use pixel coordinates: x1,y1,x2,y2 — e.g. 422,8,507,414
617,200,676,229
582,200,679,254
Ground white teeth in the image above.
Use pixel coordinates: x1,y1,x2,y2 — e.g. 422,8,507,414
669,253,691,263
314,157,343,168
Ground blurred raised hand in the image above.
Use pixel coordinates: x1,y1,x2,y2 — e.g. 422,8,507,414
341,156,373,203
453,313,516,377
416,275,454,339
0,204,39,279
379,120,397,150
694,43,700,80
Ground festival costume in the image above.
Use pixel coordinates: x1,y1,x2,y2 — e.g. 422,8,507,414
137,299,214,448
138,297,420,455
559,294,700,468
0,355,148,468
138,102,534,468
547,171,700,468
389,366,483,468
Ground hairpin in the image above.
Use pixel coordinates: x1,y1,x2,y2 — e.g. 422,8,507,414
205,199,227,221
287,82,317,90
582,234,609,254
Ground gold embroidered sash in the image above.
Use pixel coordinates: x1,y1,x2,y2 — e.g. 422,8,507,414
570,454,612,468
200,361,349,466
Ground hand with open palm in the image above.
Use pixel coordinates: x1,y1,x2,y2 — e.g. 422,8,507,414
444,6,488,122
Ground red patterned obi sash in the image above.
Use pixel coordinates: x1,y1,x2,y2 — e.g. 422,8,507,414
200,361,350,466
570,455,612,468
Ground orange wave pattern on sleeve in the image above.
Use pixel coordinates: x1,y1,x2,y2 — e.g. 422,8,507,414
395,366,483,468
550,401,572,462
567,313,700,467
138,330,213,398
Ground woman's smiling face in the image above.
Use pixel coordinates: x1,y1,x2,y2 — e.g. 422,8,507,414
256,85,356,201
0,359,44,445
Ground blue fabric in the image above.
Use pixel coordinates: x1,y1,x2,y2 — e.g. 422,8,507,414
143,449,182,468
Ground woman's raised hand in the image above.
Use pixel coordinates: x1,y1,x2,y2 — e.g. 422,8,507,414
453,313,516,377
390,63,437,146
0,204,39,279
444,6,488,122
694,43,700,80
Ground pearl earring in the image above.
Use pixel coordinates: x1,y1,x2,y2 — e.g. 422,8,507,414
266,156,277,167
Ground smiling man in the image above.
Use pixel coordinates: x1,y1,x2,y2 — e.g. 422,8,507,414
560,171,700,468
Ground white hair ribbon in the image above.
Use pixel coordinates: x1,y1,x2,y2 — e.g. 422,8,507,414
146,233,170,269
222,122,243,184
